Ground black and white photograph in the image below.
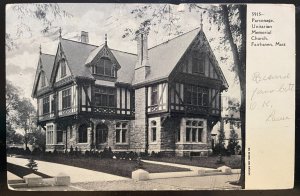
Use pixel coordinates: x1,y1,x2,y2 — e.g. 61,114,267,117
5,2,248,191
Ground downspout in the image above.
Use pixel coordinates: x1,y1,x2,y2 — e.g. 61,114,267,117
65,126,68,151
145,87,149,154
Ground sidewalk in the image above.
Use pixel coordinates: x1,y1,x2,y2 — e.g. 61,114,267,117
7,157,129,183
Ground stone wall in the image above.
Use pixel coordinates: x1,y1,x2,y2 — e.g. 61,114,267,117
160,118,179,152
130,87,147,152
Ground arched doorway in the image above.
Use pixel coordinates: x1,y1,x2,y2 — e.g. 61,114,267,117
96,123,108,146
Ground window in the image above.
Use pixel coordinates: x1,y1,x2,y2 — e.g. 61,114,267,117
94,86,115,107
151,85,158,105
192,128,197,142
61,61,66,78
96,124,108,144
177,129,181,142
230,121,234,129
186,128,191,142
78,124,88,143
185,120,204,143
57,130,63,143
51,97,55,113
43,97,50,114
94,58,115,77
185,85,208,106
151,121,157,142
41,72,46,87
62,89,71,109
46,125,54,144
192,52,205,74
198,128,203,142
116,122,127,143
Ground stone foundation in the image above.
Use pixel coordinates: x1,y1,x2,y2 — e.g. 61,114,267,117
44,115,214,156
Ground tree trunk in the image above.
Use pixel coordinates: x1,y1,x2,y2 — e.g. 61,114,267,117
24,128,28,149
221,5,246,189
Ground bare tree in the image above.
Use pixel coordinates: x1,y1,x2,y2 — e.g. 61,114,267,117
6,3,72,51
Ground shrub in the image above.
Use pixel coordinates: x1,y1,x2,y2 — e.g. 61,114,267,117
102,147,113,159
213,143,227,156
26,157,38,171
53,148,58,155
31,148,42,156
135,157,144,169
25,147,31,155
85,150,90,157
69,146,74,156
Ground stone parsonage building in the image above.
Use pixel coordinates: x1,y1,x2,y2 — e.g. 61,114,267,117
32,24,228,156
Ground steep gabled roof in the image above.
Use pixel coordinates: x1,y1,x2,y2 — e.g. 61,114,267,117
31,53,55,97
60,38,97,79
41,53,55,80
145,27,228,89
111,49,136,84
60,38,137,84
146,28,200,82
34,27,228,91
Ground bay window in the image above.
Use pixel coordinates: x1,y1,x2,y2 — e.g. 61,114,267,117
94,86,115,107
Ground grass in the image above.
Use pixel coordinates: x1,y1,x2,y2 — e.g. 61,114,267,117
144,155,241,169
17,155,190,178
7,162,52,178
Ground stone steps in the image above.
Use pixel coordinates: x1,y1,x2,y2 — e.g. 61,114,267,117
9,182,28,189
7,179,25,184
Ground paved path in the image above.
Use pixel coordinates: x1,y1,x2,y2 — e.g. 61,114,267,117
7,157,129,183
7,171,22,181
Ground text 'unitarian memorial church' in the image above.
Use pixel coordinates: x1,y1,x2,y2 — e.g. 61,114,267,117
32,24,228,156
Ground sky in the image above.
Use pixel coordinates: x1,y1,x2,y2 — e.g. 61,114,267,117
6,3,240,108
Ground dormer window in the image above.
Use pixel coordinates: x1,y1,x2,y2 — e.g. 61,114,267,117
192,51,205,74
41,72,46,87
94,57,115,77
61,60,66,78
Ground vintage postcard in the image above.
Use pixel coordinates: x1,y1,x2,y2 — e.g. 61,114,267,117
5,3,295,190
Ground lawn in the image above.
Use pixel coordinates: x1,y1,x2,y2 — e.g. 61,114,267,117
17,155,190,178
144,155,241,169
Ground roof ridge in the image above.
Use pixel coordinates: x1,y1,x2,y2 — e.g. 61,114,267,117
110,48,137,56
61,38,99,47
149,27,200,50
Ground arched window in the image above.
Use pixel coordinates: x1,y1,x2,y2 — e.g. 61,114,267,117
151,121,157,142
96,123,108,144
116,122,127,143
94,58,115,77
78,124,88,143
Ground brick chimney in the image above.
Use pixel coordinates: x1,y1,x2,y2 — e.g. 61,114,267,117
81,31,89,43
134,32,150,84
